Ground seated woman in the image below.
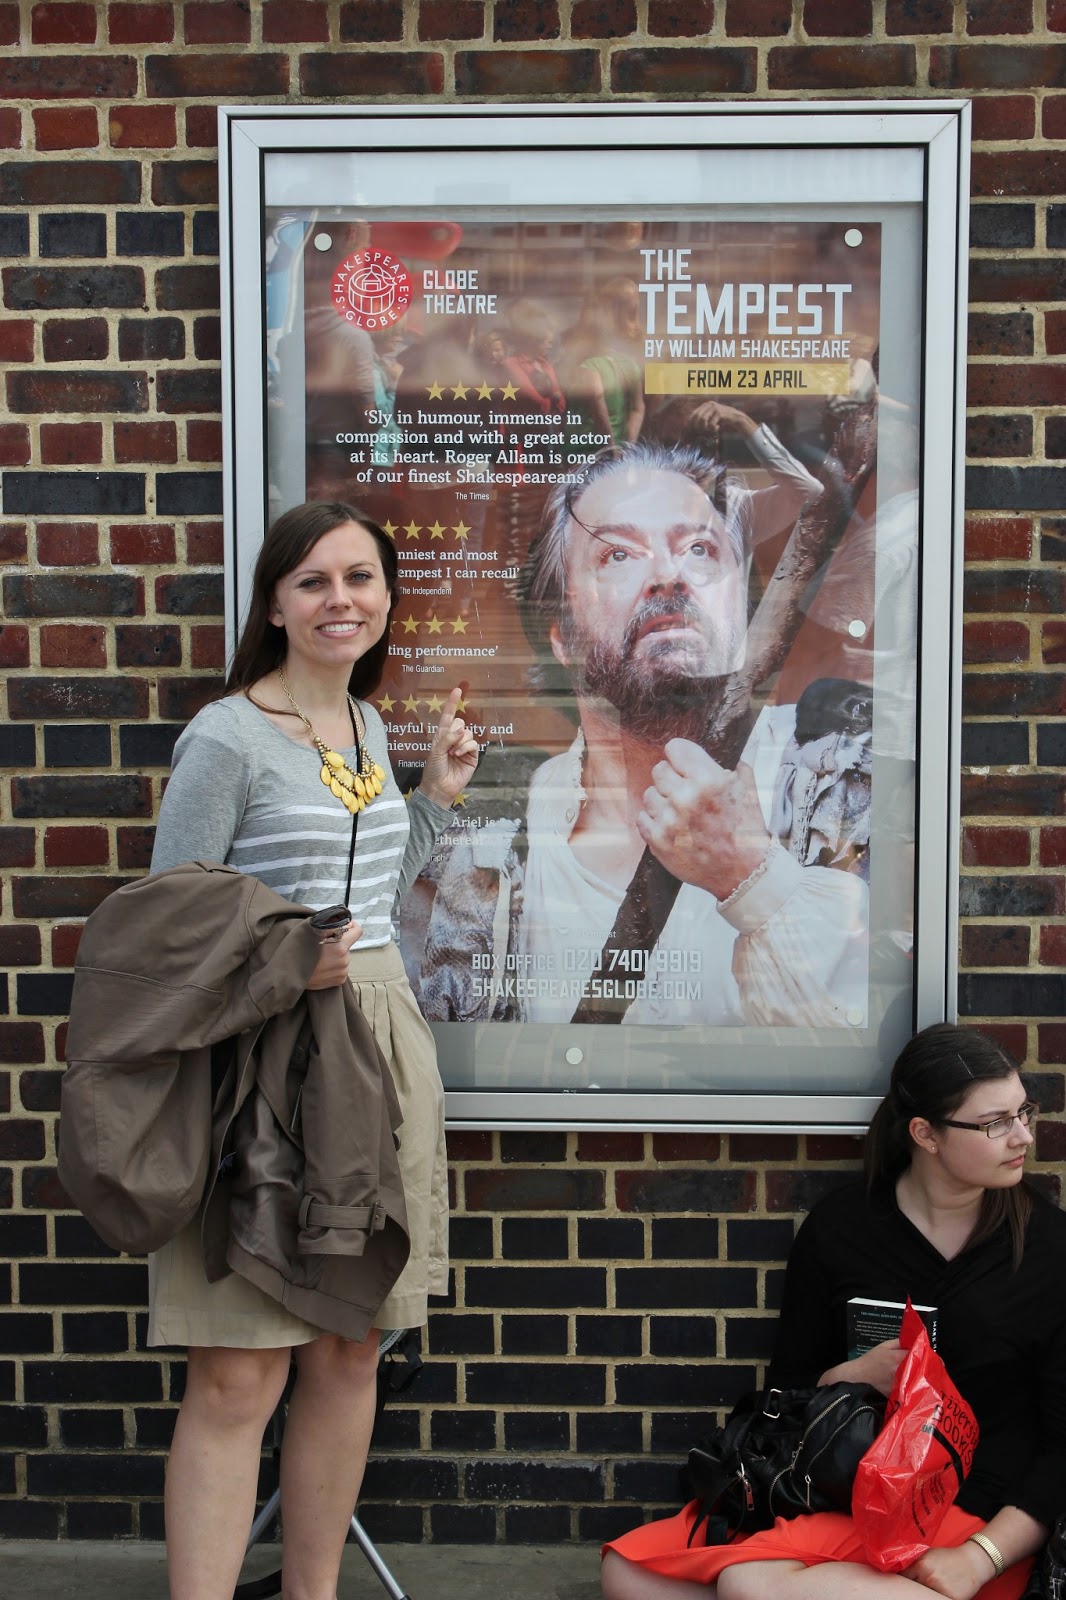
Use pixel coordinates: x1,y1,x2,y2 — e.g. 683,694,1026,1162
603,1022,1066,1600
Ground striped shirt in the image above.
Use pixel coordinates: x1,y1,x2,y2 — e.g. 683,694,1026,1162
151,693,450,946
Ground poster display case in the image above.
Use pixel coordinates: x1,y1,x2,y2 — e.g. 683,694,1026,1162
219,102,970,1129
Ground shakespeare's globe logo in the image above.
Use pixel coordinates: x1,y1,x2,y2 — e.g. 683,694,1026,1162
331,249,412,331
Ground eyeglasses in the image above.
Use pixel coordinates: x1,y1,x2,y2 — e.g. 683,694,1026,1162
938,1102,1038,1140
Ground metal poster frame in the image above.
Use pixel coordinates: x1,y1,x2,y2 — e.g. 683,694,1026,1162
218,102,969,1130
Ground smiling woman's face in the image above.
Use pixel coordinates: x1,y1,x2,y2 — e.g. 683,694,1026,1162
268,521,392,676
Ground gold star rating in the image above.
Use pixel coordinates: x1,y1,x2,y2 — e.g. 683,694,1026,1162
500,380,518,401
382,519,398,539
426,380,444,399
451,381,470,400
426,693,444,714
425,615,444,635
453,792,467,807
450,615,468,634
377,692,396,713
452,521,471,542
403,520,421,540
455,693,466,712
476,381,494,401
399,615,420,634
403,695,420,714
427,520,446,541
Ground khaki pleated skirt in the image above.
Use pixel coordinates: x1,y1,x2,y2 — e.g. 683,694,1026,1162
147,941,449,1349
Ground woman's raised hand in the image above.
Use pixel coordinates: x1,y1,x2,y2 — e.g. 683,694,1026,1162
418,686,480,809
819,1338,905,1397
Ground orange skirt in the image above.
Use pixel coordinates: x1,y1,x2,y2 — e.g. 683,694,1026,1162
604,1502,1032,1598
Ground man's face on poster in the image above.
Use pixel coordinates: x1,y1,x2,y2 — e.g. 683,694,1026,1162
550,466,748,739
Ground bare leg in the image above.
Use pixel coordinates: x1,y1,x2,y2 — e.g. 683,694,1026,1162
718,1561,931,1600
601,1550,718,1599
165,1344,292,1600
278,1329,381,1600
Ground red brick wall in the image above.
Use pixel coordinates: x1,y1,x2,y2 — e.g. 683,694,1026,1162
1,0,1064,1545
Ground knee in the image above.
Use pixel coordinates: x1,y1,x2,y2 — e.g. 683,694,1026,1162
717,1567,764,1600
183,1346,289,1430
600,1550,635,1599
295,1330,380,1393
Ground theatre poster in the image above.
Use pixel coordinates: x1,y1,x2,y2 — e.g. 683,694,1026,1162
220,104,970,1128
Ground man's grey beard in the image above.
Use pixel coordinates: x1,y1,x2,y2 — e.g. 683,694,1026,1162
562,592,742,745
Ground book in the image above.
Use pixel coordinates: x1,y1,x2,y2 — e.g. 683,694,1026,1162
846,1297,938,1360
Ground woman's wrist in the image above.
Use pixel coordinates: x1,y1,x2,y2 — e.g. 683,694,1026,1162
965,1532,1004,1578
415,780,454,813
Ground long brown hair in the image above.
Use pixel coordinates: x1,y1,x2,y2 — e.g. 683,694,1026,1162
865,1021,1033,1268
225,501,399,699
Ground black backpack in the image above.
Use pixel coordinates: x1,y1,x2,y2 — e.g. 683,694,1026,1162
682,1383,886,1546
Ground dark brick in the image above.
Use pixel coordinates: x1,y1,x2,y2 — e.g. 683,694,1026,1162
657,0,718,34
340,0,404,39
116,210,183,256
500,1313,569,1355
500,1131,567,1162
447,1215,494,1259
968,468,1066,514
157,368,221,413
61,1311,132,1354
464,1169,604,1210
429,1408,495,1453
931,44,1066,89
20,1262,148,1309
804,0,871,33
967,414,1034,459
960,774,1056,819
43,724,112,767
193,210,219,255
41,318,109,362
4,573,141,618
728,1132,796,1160
455,47,597,94
39,212,107,258
464,1266,605,1309
115,626,182,667
0,1400,48,1444
118,316,184,361
466,1361,606,1407
185,0,250,41
615,1361,755,1408
8,369,147,412
571,0,638,36
501,1217,568,1258
361,1455,457,1500
616,1169,754,1212
576,1410,644,1453
967,0,1032,29
974,94,1036,140
0,726,36,766
4,264,144,311
0,159,139,205
765,1169,855,1211
968,312,1033,358
616,1265,756,1309
767,44,915,88
0,1503,60,1537
0,56,137,99
464,1452,601,1497
418,0,484,39
429,1504,496,1543
426,1313,494,1355
12,775,151,818
969,204,1035,249
574,1315,643,1357
504,1411,570,1450
28,1451,165,1497
1038,725,1066,766
59,1407,127,1448
152,159,217,206
0,1022,45,1062
193,315,221,359
4,469,145,517
15,966,73,1017
53,1215,120,1256
959,973,1066,1018
970,260,1066,306
146,53,289,97
493,0,559,38
1047,418,1066,460
959,876,1063,917
611,44,753,91
301,50,445,95
961,722,1029,766
650,1217,720,1259
649,1314,717,1358
155,472,222,514
157,677,218,720
961,925,1030,967
263,0,331,42
0,213,29,255
725,1315,778,1360
155,264,219,310
12,876,130,919
576,1217,644,1259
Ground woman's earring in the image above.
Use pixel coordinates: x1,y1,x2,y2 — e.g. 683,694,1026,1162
929,1143,938,1153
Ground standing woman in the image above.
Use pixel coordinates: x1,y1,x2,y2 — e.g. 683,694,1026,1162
602,1022,1066,1600
148,501,477,1600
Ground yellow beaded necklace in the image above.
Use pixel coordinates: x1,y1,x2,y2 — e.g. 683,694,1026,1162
277,668,387,816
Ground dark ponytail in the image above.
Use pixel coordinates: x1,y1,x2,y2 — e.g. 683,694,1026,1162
865,1022,1032,1268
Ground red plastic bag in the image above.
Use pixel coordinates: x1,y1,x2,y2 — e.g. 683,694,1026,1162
852,1300,979,1572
